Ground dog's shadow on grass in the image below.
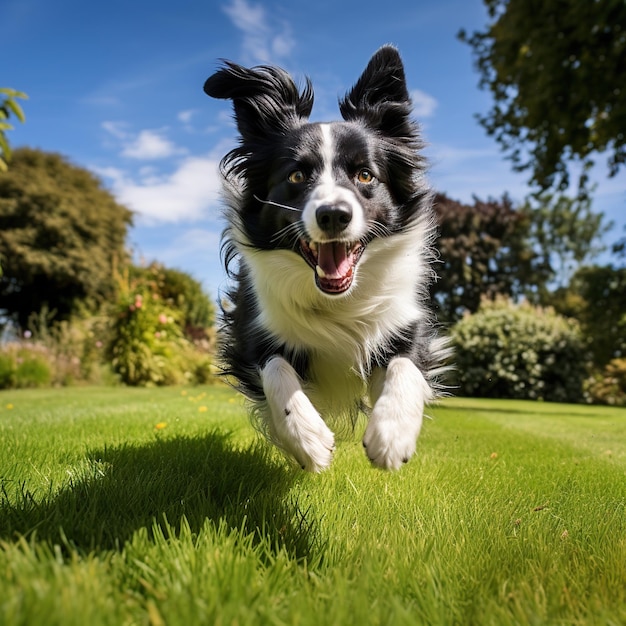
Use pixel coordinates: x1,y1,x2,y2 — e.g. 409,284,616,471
0,431,315,560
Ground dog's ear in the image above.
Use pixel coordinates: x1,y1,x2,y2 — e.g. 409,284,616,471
204,61,313,141
339,46,414,139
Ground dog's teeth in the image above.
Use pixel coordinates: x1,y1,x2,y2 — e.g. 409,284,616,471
309,241,318,253
316,265,327,278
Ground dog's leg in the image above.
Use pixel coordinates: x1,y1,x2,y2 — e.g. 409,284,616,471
261,356,335,472
363,357,433,470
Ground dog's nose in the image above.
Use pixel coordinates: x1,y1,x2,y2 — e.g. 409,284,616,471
316,204,352,236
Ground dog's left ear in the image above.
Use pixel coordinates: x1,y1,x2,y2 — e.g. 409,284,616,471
204,61,313,143
339,46,414,139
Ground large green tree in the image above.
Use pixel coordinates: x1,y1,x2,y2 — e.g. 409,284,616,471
0,148,132,328
521,192,612,292
551,265,626,368
432,193,544,324
460,0,626,194
432,191,611,323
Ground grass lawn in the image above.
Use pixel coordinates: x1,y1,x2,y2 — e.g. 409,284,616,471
0,385,625,626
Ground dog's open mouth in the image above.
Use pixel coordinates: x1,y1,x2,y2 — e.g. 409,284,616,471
299,239,365,294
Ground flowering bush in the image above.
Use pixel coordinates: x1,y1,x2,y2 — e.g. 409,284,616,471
450,298,587,402
107,282,213,387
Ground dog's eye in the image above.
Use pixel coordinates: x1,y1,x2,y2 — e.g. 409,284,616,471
288,170,306,184
356,168,374,184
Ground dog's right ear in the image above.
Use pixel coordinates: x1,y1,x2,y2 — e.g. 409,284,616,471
340,46,415,141
204,61,314,142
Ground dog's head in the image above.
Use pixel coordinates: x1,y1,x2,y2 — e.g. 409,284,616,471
204,46,428,296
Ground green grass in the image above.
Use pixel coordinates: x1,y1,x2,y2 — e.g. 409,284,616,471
1,386,625,626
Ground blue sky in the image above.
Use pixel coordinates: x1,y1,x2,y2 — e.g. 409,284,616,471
4,0,625,296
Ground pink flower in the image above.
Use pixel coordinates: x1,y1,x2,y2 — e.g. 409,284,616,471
158,314,168,324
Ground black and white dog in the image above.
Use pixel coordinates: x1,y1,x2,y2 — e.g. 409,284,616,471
204,46,448,472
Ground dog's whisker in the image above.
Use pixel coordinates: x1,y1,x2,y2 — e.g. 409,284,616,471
254,195,301,212
368,219,392,238
270,222,305,244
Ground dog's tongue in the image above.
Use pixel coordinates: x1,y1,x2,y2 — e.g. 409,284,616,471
317,242,351,278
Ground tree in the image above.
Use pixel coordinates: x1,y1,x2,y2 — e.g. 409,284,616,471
459,0,626,194
0,148,132,328
0,88,27,172
521,191,612,292
432,193,545,323
555,265,626,368
613,227,626,260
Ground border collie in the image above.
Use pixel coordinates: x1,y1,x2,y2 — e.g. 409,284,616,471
203,46,449,472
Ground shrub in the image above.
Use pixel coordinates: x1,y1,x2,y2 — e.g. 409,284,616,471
107,279,214,387
585,358,626,406
108,290,182,386
24,309,110,386
0,344,51,389
130,262,216,343
14,351,51,387
450,298,587,402
0,351,16,388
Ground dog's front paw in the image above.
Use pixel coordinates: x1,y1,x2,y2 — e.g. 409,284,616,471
363,401,420,470
363,357,430,470
261,356,335,472
277,390,335,472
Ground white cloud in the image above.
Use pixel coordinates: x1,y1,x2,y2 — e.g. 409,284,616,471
101,120,129,140
102,122,188,160
121,129,186,160
178,109,196,124
98,155,222,224
410,89,438,118
222,0,294,63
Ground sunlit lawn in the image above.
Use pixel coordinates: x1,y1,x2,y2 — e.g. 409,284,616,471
1,385,625,625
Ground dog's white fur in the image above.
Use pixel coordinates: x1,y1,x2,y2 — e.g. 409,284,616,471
261,356,335,472
364,358,433,469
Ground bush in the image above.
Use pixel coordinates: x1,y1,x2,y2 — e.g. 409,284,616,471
14,352,51,387
450,298,587,402
0,344,51,389
130,263,216,336
107,279,213,387
24,309,110,386
0,352,16,388
585,358,626,406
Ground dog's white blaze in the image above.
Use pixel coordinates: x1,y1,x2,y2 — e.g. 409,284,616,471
319,124,335,188
301,124,365,242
